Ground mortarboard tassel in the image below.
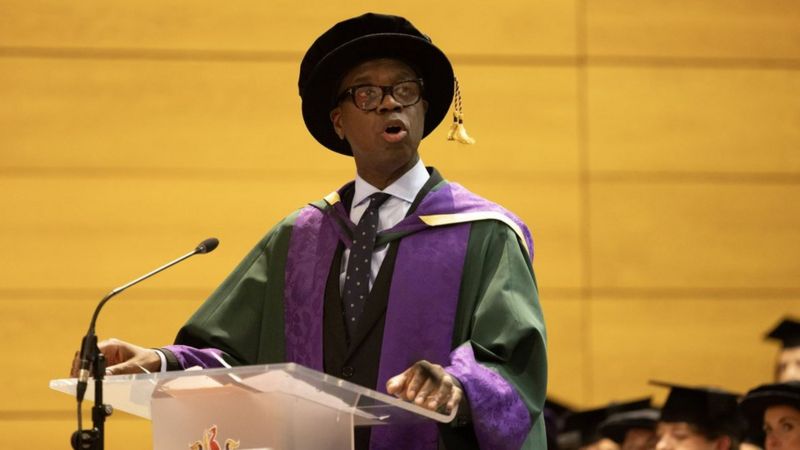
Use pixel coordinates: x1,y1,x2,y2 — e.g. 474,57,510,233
447,77,476,145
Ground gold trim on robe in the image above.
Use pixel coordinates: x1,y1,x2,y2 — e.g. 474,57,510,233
419,212,531,257
323,191,341,205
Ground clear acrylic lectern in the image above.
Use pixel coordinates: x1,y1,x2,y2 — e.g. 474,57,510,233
51,363,455,450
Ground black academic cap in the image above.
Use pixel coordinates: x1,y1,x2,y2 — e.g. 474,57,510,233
560,406,609,449
561,398,654,449
765,318,800,349
740,381,800,429
545,398,575,450
298,13,454,156
652,381,744,438
547,397,575,419
599,399,660,445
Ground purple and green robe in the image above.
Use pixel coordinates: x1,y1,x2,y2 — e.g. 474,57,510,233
164,169,547,450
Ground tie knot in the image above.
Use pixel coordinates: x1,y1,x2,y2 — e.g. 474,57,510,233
367,192,391,210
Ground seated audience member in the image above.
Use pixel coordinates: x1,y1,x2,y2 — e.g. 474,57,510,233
652,382,744,450
740,381,800,450
599,403,660,450
560,399,653,450
765,318,800,382
743,317,800,450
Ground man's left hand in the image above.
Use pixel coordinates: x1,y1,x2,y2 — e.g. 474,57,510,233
386,360,464,414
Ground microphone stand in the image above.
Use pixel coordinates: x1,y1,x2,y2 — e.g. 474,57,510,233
71,238,219,450
71,344,111,450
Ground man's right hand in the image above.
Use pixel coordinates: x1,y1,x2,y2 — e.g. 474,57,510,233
70,338,161,377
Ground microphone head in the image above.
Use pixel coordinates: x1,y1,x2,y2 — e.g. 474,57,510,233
196,238,219,254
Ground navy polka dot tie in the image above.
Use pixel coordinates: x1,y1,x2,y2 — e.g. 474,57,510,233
343,192,391,338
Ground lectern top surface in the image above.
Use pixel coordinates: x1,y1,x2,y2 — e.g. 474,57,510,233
50,362,456,425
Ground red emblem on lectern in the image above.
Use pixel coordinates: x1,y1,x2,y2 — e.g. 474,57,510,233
189,425,240,450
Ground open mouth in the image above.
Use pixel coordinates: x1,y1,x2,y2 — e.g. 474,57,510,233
381,123,408,143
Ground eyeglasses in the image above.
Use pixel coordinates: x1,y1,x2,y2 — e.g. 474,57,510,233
337,79,424,111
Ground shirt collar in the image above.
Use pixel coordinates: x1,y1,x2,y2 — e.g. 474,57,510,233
352,158,429,207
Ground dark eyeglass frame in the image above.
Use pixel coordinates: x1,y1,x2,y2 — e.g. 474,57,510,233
336,78,424,111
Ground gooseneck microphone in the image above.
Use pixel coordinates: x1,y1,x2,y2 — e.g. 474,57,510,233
76,237,219,402
72,238,219,450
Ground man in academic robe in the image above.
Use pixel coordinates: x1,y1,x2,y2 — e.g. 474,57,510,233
765,318,800,383
72,13,547,450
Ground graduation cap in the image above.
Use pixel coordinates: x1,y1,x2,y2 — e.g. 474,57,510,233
560,398,654,449
740,381,800,430
559,406,608,449
546,397,575,423
765,318,800,349
651,381,744,438
545,397,575,450
598,398,659,445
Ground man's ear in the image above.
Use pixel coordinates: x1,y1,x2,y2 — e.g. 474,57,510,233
330,107,345,140
422,99,429,114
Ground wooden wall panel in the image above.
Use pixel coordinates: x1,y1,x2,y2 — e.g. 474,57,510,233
590,182,800,290
587,296,799,405
426,66,579,174
0,59,578,175
0,1,576,56
587,67,800,174
0,58,349,172
586,1,800,59
540,297,586,406
0,175,355,290
453,177,582,291
590,182,800,291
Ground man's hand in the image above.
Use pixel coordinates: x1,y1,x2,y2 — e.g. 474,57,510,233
70,338,161,377
386,360,464,414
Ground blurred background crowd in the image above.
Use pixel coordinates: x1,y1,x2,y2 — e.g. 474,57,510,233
545,318,800,450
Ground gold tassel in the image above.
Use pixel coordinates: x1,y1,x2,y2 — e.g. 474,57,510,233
447,77,476,145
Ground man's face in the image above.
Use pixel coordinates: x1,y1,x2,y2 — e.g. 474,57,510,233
777,347,800,382
764,405,800,450
330,58,427,182
655,422,730,450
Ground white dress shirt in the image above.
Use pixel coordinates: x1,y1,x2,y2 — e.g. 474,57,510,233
339,158,430,292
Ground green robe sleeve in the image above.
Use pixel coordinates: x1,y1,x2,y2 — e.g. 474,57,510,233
446,219,548,450
172,212,298,366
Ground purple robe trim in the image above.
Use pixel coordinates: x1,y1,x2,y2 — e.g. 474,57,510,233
282,206,338,372
446,344,531,450
162,345,226,369
384,182,534,261
369,221,471,450
447,183,533,261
